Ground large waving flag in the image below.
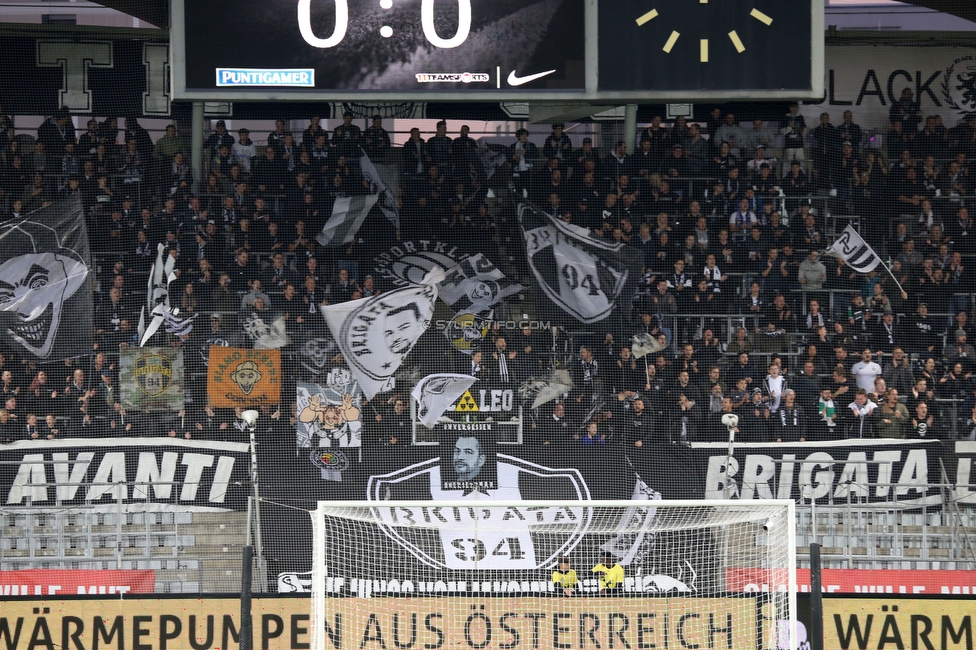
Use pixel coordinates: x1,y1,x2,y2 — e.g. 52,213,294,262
317,148,400,246
316,194,379,247
519,202,641,325
519,369,575,410
438,254,524,313
321,283,438,400
139,244,197,346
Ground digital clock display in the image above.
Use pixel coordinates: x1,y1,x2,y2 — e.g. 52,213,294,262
181,0,586,94
599,0,814,93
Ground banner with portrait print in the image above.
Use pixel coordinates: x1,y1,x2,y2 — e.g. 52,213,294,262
207,346,281,408
0,196,93,362
320,284,438,400
119,347,185,411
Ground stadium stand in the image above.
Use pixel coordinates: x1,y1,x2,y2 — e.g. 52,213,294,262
0,5,975,606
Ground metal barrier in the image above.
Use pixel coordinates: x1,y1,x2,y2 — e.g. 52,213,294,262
797,480,976,571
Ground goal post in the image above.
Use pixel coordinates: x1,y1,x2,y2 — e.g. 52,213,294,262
310,499,797,650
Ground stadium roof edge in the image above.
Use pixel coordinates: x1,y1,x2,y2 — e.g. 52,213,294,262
89,0,167,29
907,0,976,24
0,23,165,38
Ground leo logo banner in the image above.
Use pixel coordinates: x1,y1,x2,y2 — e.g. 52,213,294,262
119,347,184,411
207,346,281,408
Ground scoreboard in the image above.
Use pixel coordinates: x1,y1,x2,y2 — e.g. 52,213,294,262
172,0,823,101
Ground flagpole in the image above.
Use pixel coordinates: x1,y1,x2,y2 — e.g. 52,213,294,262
878,257,909,301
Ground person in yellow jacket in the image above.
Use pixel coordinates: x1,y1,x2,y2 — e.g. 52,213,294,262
592,552,624,593
551,556,578,595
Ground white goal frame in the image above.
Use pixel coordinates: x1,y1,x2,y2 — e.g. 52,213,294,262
311,499,797,650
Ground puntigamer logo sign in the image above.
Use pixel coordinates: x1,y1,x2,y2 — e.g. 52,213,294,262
216,68,315,87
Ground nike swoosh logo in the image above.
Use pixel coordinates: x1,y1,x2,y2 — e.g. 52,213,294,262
508,69,557,87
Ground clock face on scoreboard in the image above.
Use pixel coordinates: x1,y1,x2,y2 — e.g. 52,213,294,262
598,0,813,93
181,0,585,94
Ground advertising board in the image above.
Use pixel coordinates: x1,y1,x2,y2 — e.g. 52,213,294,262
0,596,763,650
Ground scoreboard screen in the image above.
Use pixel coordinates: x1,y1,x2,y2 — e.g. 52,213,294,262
172,0,823,101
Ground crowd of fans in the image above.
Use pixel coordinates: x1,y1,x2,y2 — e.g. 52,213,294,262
1,94,976,447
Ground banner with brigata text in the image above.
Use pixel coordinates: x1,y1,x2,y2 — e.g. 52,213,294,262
693,437,948,508
207,346,281,408
119,347,185,411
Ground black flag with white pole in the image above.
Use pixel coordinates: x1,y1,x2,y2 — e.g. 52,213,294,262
827,224,908,297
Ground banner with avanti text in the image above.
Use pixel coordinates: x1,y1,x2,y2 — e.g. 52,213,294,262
0,438,250,511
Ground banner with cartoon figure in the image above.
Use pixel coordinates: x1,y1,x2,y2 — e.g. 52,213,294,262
119,347,185,411
296,369,363,482
207,346,281,408
296,370,363,449
0,197,93,362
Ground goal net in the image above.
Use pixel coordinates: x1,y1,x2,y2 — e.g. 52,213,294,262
310,500,797,650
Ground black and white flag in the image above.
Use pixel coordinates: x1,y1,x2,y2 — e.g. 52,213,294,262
444,309,493,356
519,369,575,410
0,196,93,361
411,374,478,429
438,254,524,313
477,142,508,181
138,244,197,346
359,148,400,230
297,334,339,377
240,305,290,350
631,333,665,359
316,194,379,247
321,283,438,400
828,225,882,274
519,202,642,324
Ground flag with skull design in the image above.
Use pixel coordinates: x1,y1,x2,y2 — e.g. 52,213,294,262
0,197,93,362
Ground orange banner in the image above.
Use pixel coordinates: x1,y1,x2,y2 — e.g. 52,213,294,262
0,569,155,596
207,346,281,408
